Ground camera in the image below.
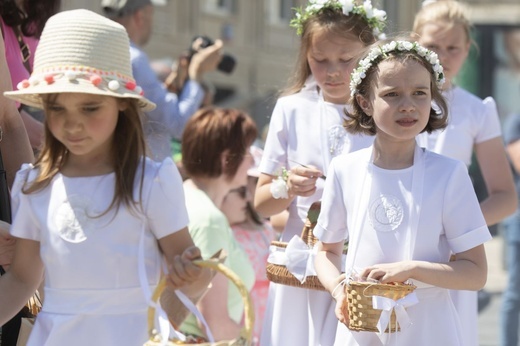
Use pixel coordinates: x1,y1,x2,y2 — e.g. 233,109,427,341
189,35,236,74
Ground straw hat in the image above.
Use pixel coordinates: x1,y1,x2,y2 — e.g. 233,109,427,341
4,9,155,111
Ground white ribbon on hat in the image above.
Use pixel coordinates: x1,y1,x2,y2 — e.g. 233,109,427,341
372,291,418,335
268,235,318,283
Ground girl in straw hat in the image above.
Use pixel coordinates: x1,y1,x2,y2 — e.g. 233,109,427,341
0,9,210,345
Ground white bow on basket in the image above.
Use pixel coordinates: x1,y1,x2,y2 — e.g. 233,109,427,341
372,291,419,334
268,235,318,283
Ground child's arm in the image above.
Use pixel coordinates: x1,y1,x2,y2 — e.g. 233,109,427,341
315,240,348,324
361,244,488,291
0,238,43,326
0,221,14,270
157,227,212,297
476,137,517,225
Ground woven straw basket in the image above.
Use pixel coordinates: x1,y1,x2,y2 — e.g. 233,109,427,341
343,281,416,333
266,201,327,291
144,259,254,346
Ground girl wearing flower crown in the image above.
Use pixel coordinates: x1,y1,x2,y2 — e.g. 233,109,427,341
0,9,210,345
314,38,491,345
413,2,516,345
254,1,386,345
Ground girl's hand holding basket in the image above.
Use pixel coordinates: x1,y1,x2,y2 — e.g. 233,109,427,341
166,246,205,289
361,261,415,285
329,273,349,326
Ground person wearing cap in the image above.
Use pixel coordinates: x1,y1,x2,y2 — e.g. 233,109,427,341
102,0,223,161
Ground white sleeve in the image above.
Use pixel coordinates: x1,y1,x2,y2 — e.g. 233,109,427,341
145,158,189,239
443,161,491,253
258,99,289,175
475,97,502,144
313,159,348,243
10,164,40,241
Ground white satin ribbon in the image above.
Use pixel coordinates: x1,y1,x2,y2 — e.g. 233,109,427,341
372,292,419,334
268,235,317,283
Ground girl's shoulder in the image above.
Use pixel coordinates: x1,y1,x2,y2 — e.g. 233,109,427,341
423,149,467,178
139,156,177,180
136,156,183,197
13,163,39,185
276,89,319,106
451,87,497,113
328,147,372,177
333,146,372,165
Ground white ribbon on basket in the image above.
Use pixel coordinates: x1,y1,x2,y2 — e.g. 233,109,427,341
372,292,418,334
268,235,318,283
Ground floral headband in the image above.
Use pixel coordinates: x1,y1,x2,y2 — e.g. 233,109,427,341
350,40,446,97
290,0,387,38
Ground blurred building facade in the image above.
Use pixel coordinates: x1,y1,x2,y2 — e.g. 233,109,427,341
61,0,520,129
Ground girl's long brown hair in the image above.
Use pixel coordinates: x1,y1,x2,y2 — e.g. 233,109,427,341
23,97,147,216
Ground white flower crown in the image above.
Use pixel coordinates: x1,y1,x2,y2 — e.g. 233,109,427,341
290,0,387,38
350,40,446,97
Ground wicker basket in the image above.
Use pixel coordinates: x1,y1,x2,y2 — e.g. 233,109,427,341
144,259,254,346
343,281,416,333
265,201,328,291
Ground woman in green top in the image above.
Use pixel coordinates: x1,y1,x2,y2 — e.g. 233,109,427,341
180,107,258,342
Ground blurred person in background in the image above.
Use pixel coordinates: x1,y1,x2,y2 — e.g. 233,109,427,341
500,112,520,346
180,107,257,342
0,0,61,152
413,2,516,345
220,145,278,345
0,14,35,344
102,0,222,161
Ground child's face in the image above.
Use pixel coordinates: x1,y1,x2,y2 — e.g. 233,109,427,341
358,59,432,143
417,22,470,88
221,186,248,226
46,93,123,161
307,30,364,104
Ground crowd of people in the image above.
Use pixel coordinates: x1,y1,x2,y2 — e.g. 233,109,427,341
0,0,518,345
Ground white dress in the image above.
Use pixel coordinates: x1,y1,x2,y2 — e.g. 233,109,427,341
417,87,501,346
10,158,189,346
259,86,373,346
314,146,492,346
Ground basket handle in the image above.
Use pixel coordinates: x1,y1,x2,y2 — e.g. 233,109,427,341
147,258,254,344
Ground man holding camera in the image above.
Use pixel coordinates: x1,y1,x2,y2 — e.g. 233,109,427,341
102,0,222,161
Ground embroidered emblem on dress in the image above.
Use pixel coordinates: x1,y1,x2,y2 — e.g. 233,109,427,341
368,194,404,232
328,124,348,156
54,194,95,243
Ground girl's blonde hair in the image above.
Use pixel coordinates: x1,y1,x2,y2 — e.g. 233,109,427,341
282,6,377,96
413,0,471,43
24,96,147,215
346,38,449,135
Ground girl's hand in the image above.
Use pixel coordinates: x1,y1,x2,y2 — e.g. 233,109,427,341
166,246,203,289
287,165,323,197
329,273,348,326
361,261,414,284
